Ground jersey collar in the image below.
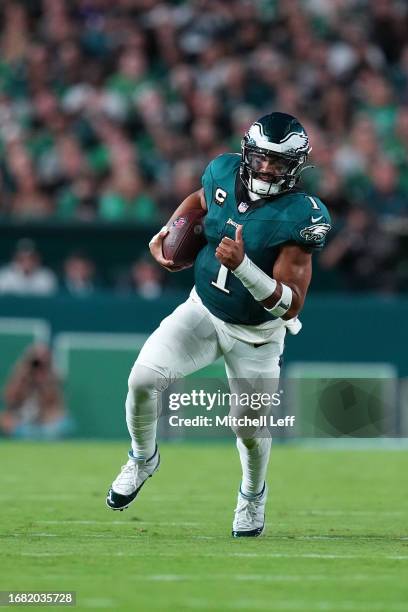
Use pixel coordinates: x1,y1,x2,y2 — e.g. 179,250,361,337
235,173,269,212
234,172,303,212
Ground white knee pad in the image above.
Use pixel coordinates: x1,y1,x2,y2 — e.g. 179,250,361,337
127,363,170,417
128,363,169,395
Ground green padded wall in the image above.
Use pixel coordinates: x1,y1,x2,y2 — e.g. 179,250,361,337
54,333,227,439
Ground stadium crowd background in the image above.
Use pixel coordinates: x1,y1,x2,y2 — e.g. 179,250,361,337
0,0,407,294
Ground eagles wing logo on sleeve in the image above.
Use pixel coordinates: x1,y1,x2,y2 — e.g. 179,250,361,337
300,223,331,242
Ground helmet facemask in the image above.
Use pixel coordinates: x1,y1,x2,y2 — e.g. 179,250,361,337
240,137,310,197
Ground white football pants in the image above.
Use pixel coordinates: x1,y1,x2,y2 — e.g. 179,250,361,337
125,292,286,496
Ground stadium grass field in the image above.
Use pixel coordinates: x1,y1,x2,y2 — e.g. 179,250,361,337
1,442,407,611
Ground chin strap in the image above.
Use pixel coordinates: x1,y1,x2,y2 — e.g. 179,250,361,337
247,189,262,202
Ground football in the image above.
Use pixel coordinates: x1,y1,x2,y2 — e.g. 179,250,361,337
162,208,207,266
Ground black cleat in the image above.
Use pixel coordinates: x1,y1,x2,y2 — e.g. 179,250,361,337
106,446,160,511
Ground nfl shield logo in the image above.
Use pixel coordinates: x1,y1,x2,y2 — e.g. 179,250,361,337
238,202,249,213
173,217,186,227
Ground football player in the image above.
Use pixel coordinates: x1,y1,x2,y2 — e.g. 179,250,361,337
106,112,331,537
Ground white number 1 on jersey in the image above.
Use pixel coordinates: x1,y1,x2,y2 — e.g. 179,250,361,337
211,264,230,293
308,196,320,210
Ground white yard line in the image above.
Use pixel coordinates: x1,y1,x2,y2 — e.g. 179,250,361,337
292,510,406,516
276,535,408,541
227,552,408,560
130,573,394,582
217,601,408,612
36,520,201,526
0,495,77,501
1,496,405,517
29,523,408,542
16,550,408,561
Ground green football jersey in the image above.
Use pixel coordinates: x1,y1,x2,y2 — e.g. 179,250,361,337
194,153,331,326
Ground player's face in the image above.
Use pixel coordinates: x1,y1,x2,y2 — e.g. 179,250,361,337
248,151,291,181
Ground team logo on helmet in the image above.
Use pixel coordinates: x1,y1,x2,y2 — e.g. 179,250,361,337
248,125,310,155
300,223,331,242
280,132,310,154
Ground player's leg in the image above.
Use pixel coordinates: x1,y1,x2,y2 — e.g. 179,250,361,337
107,297,221,510
223,328,285,536
126,298,221,458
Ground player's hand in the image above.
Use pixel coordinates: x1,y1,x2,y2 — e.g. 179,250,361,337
215,225,245,270
149,227,192,272
165,262,193,273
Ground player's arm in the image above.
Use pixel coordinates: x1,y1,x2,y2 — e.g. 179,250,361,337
215,225,311,320
266,244,312,319
149,189,207,270
167,188,207,225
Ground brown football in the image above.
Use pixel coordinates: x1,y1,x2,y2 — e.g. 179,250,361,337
162,208,207,266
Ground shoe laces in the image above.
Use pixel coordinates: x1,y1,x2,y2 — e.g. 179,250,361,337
235,495,263,525
117,460,138,488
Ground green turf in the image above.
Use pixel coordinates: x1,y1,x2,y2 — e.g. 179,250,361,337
1,442,407,611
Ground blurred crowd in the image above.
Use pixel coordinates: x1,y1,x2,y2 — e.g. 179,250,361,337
0,0,407,292
0,238,164,297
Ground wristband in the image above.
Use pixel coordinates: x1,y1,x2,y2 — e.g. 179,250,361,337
232,255,293,317
264,282,293,317
232,255,277,301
